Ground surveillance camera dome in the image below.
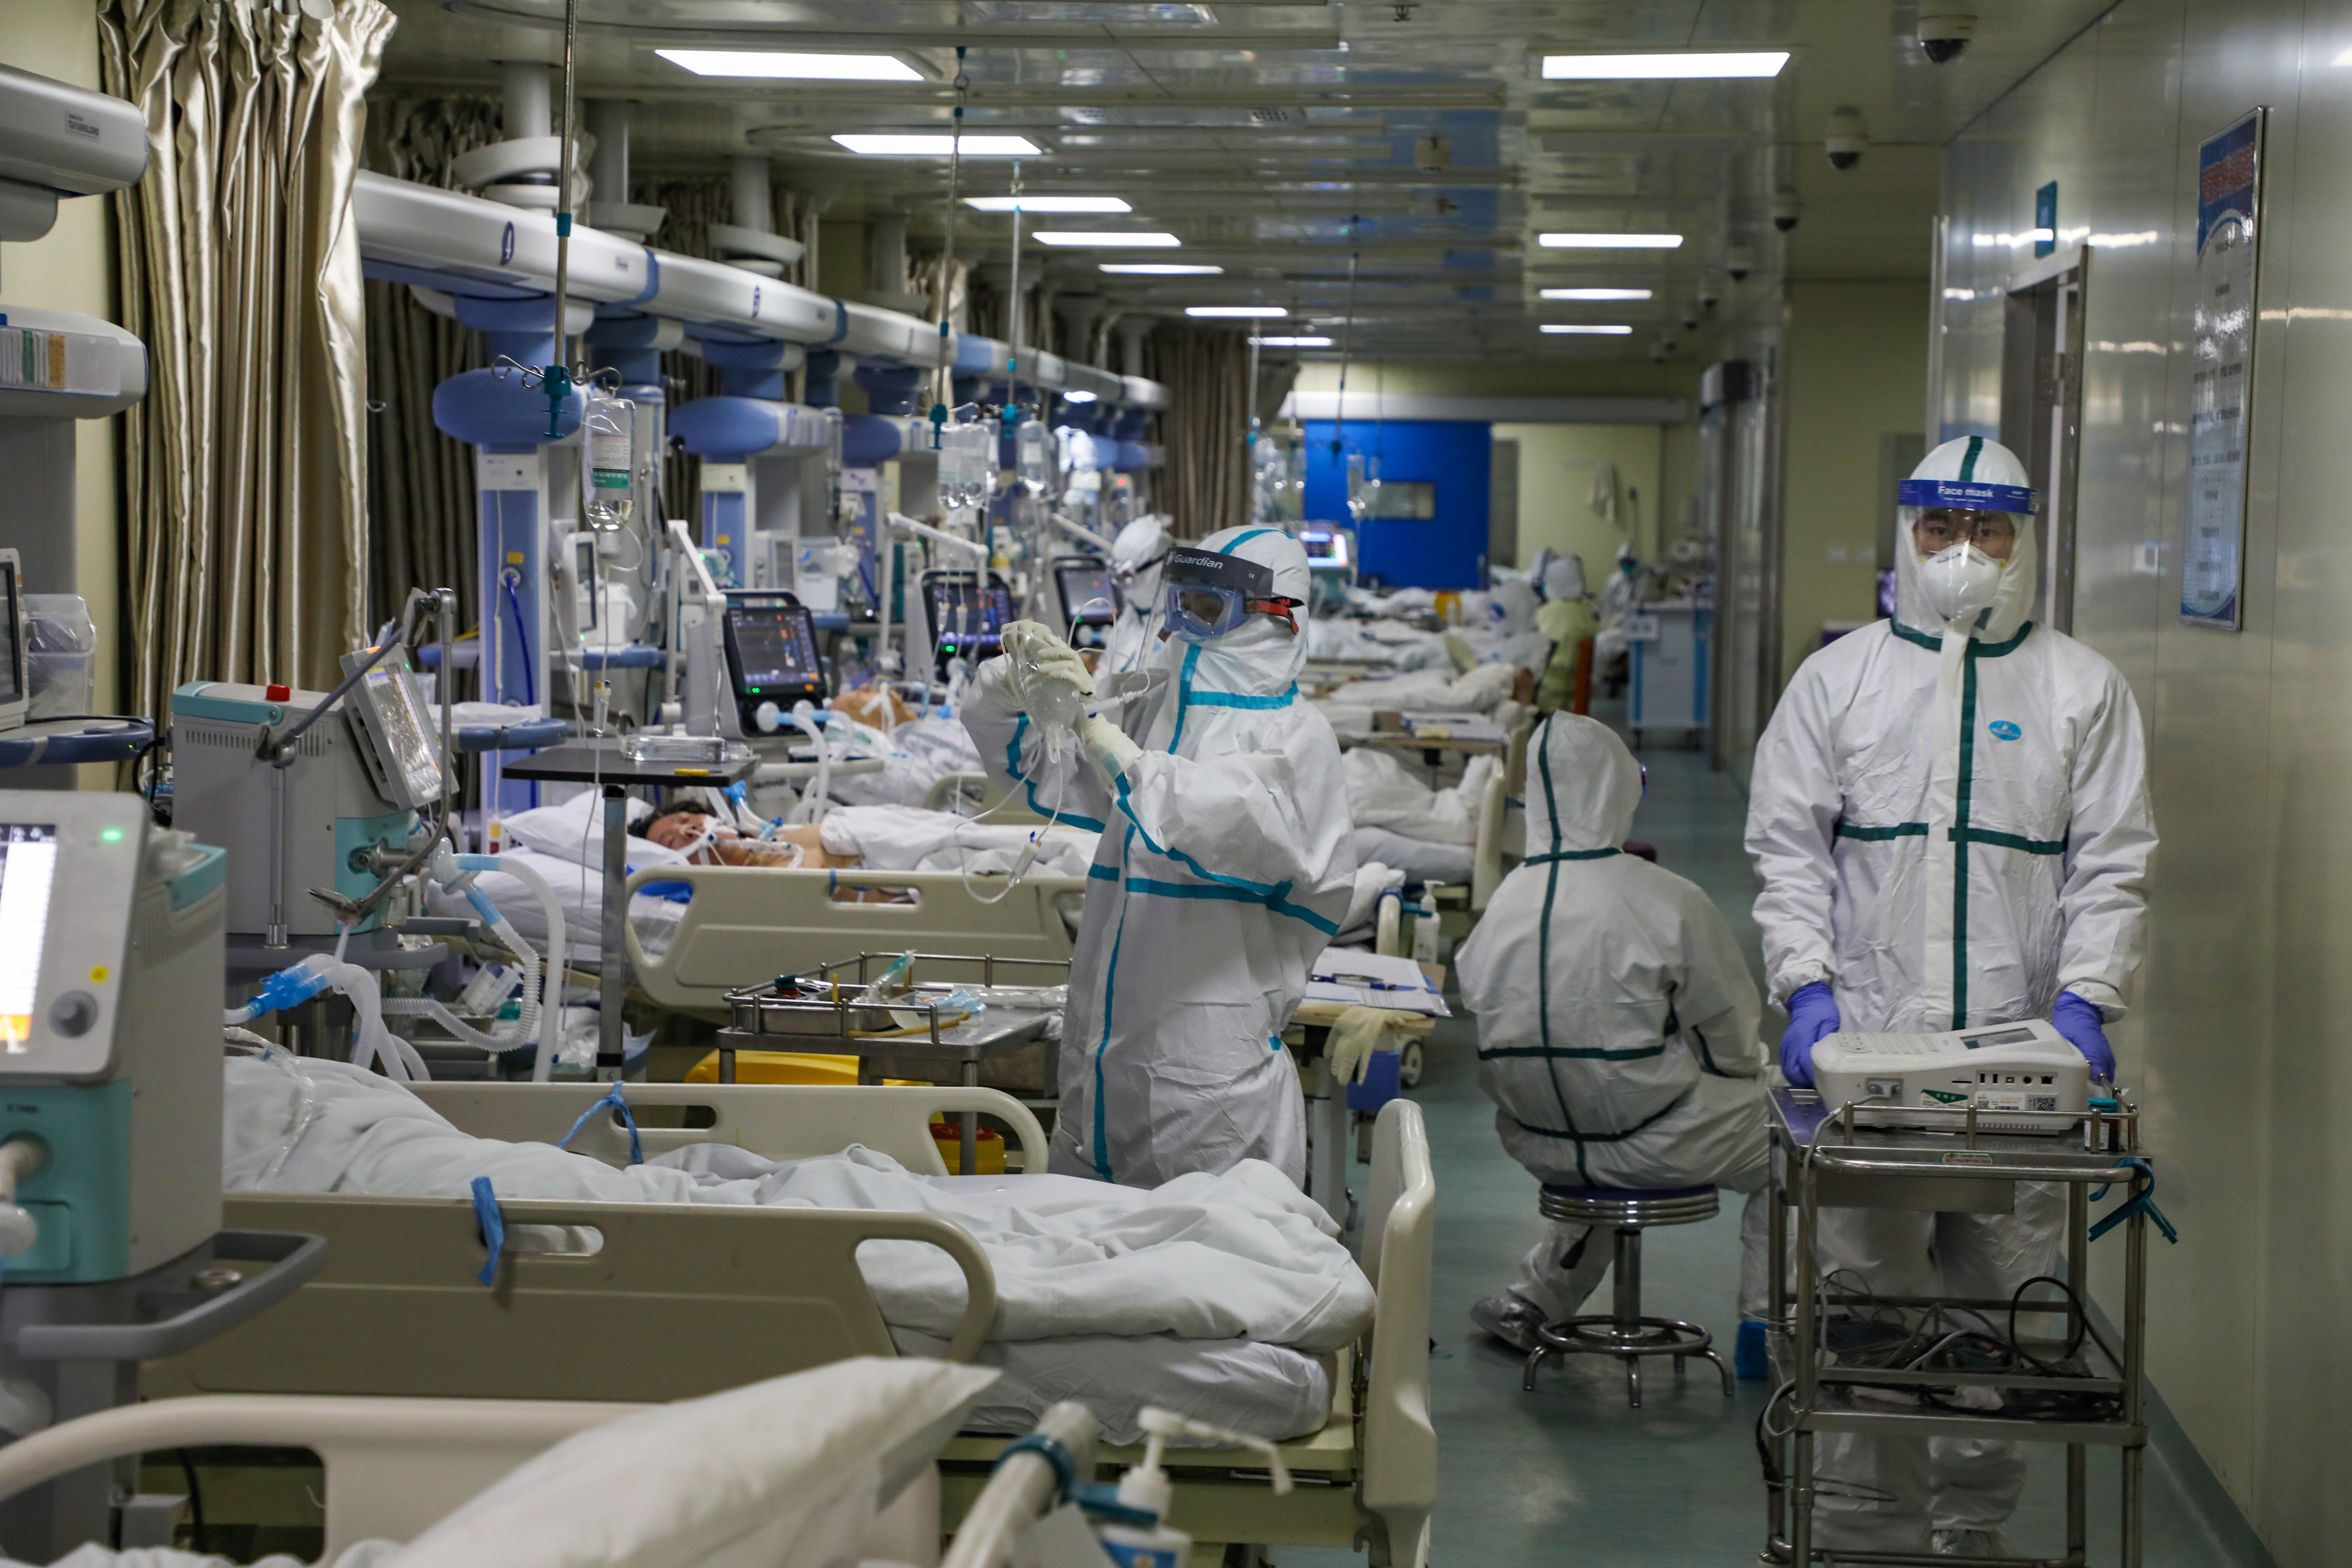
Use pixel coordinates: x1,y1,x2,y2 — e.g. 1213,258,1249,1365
1917,12,1977,63
1825,107,1869,172
1698,276,1722,312
1726,244,1755,282
1681,306,1700,331
1771,189,1804,233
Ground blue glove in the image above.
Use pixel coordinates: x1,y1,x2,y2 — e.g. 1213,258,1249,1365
1778,982,1840,1087
2052,992,2115,1083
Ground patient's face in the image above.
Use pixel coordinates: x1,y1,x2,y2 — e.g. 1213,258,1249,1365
646,813,715,850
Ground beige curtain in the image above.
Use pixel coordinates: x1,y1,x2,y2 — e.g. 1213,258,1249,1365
364,96,496,631
1146,323,1250,539
101,0,394,713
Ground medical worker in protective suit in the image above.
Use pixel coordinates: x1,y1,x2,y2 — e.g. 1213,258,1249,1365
1745,435,2156,1558
1457,712,1772,1364
962,526,1354,1187
1101,515,1171,678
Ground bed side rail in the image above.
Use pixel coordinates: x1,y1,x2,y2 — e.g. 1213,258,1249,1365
623,864,1083,1010
409,1082,1049,1176
0,1393,644,1557
143,1195,997,1404
1359,1098,1436,1568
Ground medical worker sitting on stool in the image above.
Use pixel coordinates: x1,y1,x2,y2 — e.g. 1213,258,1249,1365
1458,711,1773,1366
963,526,1354,1187
1745,435,2156,1558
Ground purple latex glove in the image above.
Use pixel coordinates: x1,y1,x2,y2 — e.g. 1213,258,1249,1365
2052,992,2115,1083
1778,981,1840,1087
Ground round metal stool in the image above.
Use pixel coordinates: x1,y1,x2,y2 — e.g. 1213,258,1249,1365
1522,1182,1733,1408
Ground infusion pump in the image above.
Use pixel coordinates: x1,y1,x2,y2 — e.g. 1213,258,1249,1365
1810,1018,2092,1128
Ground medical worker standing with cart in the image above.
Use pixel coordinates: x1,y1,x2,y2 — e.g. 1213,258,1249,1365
1744,436,2158,1556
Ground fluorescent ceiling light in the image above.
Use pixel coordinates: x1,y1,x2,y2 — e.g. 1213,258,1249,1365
1540,232,1684,248
658,49,923,80
965,195,1132,213
1541,51,1789,79
831,134,1041,156
1100,262,1224,275
1188,306,1288,318
1542,323,1634,334
1253,335,1334,347
1034,231,1182,247
1541,287,1654,300
1061,389,1098,403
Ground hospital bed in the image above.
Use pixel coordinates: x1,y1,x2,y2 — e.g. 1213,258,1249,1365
621,864,1085,1014
145,1083,1436,1567
0,1389,948,1566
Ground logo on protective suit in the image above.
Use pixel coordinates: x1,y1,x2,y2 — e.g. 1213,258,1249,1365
1988,720,2022,741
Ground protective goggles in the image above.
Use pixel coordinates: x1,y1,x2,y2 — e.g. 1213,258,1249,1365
1160,546,1303,640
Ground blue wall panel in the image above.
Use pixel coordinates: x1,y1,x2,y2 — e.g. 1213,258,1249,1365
1302,419,1491,589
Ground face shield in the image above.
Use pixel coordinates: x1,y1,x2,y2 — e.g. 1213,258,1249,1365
1894,470,2038,636
1161,545,1304,642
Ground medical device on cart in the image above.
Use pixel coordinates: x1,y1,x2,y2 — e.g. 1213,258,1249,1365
1049,556,1119,648
1809,1018,2092,1130
1298,526,1354,575
0,789,323,1556
906,570,1014,688
719,590,828,735
170,654,444,954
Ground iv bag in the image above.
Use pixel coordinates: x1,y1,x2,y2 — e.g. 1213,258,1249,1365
582,389,634,532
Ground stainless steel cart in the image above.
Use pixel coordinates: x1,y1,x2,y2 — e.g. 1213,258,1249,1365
1765,1088,2157,1568
719,952,1069,1173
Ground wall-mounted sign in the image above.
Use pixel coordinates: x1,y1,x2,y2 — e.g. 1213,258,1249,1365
2182,108,2264,631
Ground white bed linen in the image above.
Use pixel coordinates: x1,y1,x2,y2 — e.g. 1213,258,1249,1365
1344,748,1497,845
818,805,1099,877
888,1326,1332,1445
423,848,688,963
1353,826,1475,886
224,1057,1374,1352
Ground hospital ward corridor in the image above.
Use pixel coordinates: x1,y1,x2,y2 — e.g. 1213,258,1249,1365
2,0,2348,1564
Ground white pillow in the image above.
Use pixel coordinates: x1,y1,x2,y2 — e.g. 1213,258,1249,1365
385,1358,999,1568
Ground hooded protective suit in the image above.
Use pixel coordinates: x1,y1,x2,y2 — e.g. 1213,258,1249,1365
1743,434,2157,1553
964,526,1354,1187
1456,714,1770,1322
1103,516,1171,678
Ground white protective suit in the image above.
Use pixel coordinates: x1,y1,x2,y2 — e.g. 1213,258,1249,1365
1456,713,1770,1322
964,526,1355,1188
1744,435,2157,1553
1103,516,1171,678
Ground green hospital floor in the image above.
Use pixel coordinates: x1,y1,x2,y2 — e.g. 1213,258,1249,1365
1282,726,2270,1568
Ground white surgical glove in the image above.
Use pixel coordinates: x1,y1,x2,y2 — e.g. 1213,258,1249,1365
1076,712,1143,782
999,619,1094,720
1326,1004,1400,1085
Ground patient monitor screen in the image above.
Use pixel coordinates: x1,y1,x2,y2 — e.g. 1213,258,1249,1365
1055,563,1119,629
0,825,58,1047
724,595,825,700
924,578,1014,658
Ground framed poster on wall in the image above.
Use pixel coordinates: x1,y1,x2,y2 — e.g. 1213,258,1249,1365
2182,107,2264,630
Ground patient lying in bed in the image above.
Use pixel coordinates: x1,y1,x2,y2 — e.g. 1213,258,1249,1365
433,794,1100,962
225,1054,1368,1444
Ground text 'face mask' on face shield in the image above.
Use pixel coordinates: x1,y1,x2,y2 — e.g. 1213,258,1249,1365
1918,542,2005,624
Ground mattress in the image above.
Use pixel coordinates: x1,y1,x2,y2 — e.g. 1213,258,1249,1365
888,1326,1334,1448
